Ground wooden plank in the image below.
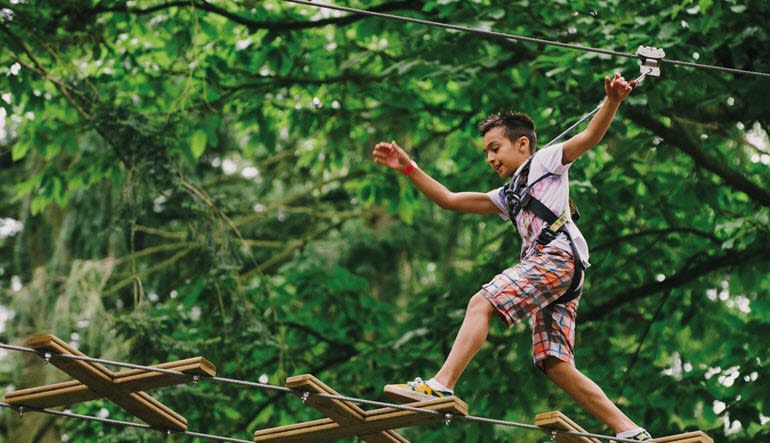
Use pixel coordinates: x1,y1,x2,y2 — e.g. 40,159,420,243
5,379,95,406
253,397,467,442
39,360,189,431
116,357,216,389
652,432,713,443
6,357,216,408
285,374,409,443
121,391,188,431
535,411,601,443
27,334,115,381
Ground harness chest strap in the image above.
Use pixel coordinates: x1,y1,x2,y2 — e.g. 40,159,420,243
547,206,570,232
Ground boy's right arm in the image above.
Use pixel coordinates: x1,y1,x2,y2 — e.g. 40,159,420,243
372,141,500,215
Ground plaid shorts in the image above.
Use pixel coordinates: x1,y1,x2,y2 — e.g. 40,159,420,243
478,244,580,369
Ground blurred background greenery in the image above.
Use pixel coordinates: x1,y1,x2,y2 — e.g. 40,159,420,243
1,1,768,441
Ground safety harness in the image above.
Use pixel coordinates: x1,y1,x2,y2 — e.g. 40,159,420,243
502,157,584,305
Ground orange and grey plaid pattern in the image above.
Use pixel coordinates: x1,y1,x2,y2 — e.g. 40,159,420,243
479,244,579,367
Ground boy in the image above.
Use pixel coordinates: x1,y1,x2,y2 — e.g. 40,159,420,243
371,73,652,441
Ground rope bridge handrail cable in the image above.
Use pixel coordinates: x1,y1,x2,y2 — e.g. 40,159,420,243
279,0,770,79
0,341,645,443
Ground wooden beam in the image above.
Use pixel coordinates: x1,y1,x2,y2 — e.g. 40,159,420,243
535,411,601,443
6,357,216,408
6,379,98,408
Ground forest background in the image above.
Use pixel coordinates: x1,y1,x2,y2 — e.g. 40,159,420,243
1,1,769,442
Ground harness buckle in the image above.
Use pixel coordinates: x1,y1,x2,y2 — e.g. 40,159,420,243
536,228,558,246
520,192,532,208
503,180,531,219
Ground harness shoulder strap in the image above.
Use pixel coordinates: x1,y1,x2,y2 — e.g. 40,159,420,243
525,196,558,225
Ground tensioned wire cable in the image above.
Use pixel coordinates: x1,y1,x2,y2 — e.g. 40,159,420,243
280,0,770,79
0,342,646,443
0,402,255,443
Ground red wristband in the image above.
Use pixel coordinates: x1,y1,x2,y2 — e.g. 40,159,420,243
401,160,417,176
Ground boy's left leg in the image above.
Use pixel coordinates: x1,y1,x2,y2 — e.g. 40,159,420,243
384,293,494,402
433,292,495,390
543,357,640,434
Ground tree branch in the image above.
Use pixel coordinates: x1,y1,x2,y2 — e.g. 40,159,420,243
0,23,90,120
583,242,770,322
221,72,387,92
282,321,356,351
93,0,421,32
591,227,721,253
240,220,345,280
626,106,770,208
105,245,197,296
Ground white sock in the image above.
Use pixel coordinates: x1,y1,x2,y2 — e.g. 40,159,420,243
616,427,645,438
426,378,453,394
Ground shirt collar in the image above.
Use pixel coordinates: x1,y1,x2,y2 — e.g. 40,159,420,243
513,155,533,178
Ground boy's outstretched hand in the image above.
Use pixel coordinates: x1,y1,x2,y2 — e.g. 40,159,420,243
604,72,636,103
372,140,411,171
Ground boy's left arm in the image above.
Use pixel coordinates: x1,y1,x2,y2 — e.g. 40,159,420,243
562,72,635,164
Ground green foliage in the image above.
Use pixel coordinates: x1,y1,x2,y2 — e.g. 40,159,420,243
1,1,769,442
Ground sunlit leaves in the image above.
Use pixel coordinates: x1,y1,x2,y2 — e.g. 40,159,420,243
189,128,207,159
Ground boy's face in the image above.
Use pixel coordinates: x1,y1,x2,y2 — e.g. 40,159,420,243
482,126,531,178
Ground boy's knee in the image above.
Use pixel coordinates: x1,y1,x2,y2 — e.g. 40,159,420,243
542,356,572,378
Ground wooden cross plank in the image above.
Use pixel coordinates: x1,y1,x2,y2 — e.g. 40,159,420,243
3,334,215,431
535,411,713,443
535,411,601,443
253,397,466,442
253,374,468,442
285,374,408,443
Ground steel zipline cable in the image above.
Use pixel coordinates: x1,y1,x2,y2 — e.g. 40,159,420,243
0,342,645,443
280,0,770,79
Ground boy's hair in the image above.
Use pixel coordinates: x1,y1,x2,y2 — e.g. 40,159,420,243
478,111,537,154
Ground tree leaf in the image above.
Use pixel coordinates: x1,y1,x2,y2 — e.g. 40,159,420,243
189,129,207,159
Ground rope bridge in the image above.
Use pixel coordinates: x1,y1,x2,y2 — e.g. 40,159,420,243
1,335,712,443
